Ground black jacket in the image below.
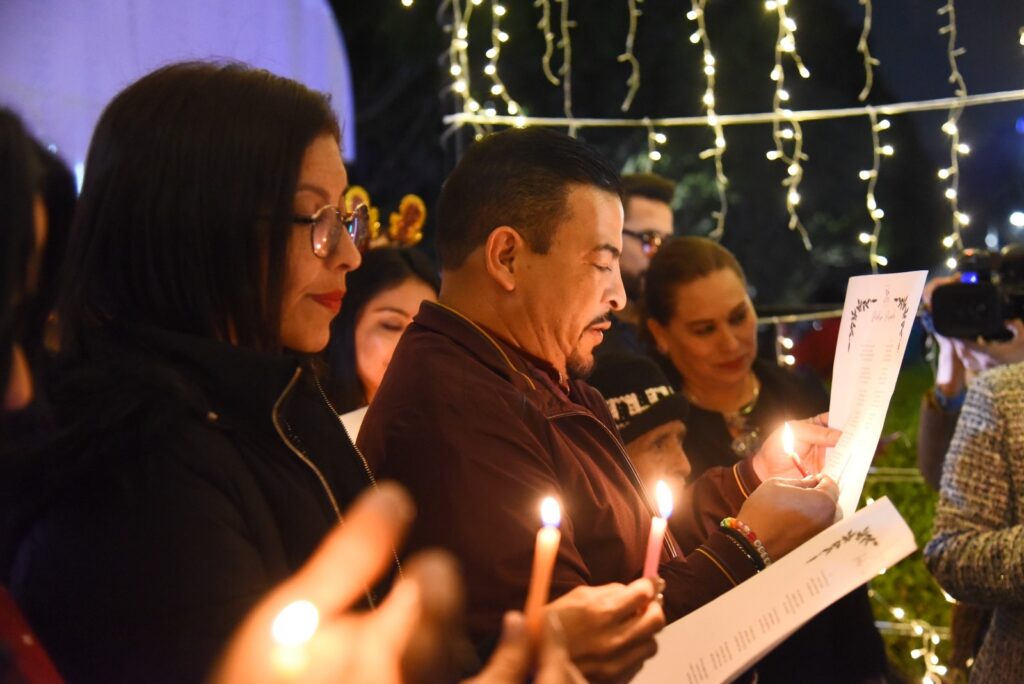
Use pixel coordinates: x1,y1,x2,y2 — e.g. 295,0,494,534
1,325,374,683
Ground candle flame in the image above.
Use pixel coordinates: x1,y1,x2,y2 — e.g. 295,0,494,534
655,480,674,519
540,497,561,527
782,422,796,454
271,600,319,647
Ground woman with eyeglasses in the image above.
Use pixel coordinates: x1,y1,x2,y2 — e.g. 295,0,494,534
642,236,888,683
0,62,394,682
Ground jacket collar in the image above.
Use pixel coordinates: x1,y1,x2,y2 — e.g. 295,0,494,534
80,323,302,425
413,301,597,415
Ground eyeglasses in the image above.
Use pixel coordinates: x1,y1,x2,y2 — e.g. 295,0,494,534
293,203,370,258
623,229,665,256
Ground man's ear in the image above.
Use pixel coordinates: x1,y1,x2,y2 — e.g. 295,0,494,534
483,226,524,293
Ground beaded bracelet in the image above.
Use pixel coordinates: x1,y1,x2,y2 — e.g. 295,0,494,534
722,531,765,571
721,517,773,568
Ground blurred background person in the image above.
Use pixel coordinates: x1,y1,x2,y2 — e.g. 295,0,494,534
925,360,1024,684
0,107,64,684
325,246,439,420
597,172,675,357
643,236,888,683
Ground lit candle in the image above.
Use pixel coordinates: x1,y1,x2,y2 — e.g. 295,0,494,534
782,422,809,477
525,497,562,638
270,599,319,676
643,481,674,578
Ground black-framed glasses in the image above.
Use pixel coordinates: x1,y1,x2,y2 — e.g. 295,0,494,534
623,228,665,256
293,203,370,258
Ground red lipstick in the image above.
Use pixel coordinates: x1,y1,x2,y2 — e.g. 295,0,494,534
311,290,344,313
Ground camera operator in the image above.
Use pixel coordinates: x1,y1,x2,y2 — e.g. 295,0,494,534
918,275,1024,489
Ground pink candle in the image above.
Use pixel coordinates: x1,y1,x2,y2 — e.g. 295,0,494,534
643,481,674,578
524,497,562,638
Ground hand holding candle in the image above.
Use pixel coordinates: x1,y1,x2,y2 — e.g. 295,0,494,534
782,422,809,478
643,481,674,578
525,496,562,639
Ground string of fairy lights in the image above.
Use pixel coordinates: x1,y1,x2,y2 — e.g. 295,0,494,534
426,0,1024,273
937,0,971,270
686,0,728,240
764,0,812,250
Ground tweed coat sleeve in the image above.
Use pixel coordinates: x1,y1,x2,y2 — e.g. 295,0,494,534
925,365,1024,605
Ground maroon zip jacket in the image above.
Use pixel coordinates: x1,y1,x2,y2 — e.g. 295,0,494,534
359,301,760,651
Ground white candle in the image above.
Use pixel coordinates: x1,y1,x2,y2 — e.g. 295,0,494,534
525,497,562,638
782,422,809,477
643,481,674,578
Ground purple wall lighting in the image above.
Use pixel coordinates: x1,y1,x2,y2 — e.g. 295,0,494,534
0,0,357,190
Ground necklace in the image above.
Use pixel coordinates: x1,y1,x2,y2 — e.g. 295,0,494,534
684,373,764,458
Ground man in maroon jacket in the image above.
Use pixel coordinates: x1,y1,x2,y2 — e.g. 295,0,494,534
358,128,840,682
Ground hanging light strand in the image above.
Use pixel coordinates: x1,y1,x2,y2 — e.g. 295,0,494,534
859,109,891,271
687,0,728,240
938,0,970,258
484,1,520,117
765,0,812,251
617,0,643,112
645,118,666,168
556,0,576,134
446,0,485,139
534,0,560,86
868,587,951,682
856,0,880,101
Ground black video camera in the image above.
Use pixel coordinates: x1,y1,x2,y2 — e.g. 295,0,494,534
931,245,1024,341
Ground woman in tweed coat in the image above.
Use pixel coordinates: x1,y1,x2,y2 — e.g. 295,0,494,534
926,361,1024,682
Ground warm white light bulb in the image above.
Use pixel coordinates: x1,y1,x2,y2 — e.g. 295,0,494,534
1010,211,1024,228
946,257,958,269
493,4,506,16
937,168,951,180
880,145,894,156
859,232,873,244
654,132,667,144
484,64,496,75
788,190,801,205
401,0,414,7
859,170,875,180
942,120,958,135
453,80,467,93
780,128,794,140
703,90,715,106
798,64,811,78
942,235,956,248
457,26,468,39
956,212,970,226
787,163,799,176
945,188,958,200
507,101,519,115
957,143,971,155
875,119,891,131
874,254,889,266
778,89,790,101
704,53,716,66
497,30,509,42
766,150,781,160
649,150,663,161
690,30,702,44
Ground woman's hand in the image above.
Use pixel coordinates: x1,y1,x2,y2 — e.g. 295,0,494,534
751,413,841,481
211,483,465,684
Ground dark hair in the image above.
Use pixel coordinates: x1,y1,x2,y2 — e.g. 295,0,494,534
22,140,76,370
0,109,42,399
325,247,439,412
644,237,746,325
436,127,622,270
59,61,340,353
621,173,675,206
